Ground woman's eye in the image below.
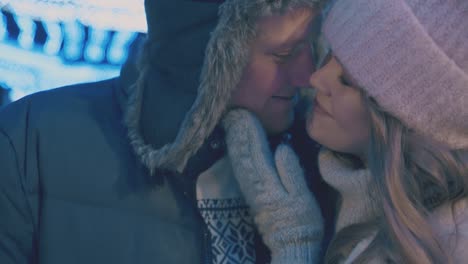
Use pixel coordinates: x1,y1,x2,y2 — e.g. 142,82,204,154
317,51,332,70
340,75,352,86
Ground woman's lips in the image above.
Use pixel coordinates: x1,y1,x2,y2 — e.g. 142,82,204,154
313,98,332,117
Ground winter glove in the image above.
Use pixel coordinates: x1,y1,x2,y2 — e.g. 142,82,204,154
222,109,324,264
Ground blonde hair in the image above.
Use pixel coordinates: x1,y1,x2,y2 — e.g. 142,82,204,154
325,93,468,263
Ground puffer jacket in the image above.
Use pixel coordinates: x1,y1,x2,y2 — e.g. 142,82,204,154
0,78,220,264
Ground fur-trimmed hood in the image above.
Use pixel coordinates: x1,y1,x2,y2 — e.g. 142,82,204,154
120,0,323,175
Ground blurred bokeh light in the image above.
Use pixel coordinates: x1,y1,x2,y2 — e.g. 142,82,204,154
0,0,146,102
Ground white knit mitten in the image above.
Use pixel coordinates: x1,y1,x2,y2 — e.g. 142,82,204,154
222,109,324,264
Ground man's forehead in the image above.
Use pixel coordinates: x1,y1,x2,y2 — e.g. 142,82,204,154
255,8,320,50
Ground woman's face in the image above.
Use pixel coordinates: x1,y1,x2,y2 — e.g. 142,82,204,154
306,54,370,158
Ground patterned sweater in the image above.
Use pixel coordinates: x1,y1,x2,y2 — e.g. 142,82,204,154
197,156,257,264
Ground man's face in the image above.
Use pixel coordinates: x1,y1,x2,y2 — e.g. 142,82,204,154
229,7,318,135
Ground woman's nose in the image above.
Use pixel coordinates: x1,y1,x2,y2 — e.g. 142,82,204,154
308,69,325,93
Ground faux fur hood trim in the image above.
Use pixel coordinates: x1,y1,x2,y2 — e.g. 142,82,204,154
125,0,324,174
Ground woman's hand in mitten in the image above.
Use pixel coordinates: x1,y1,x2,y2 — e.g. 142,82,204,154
223,109,324,264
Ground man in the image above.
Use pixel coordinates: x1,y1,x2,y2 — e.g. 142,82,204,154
0,0,331,263
0,84,11,107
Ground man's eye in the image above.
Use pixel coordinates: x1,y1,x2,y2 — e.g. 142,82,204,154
273,52,292,63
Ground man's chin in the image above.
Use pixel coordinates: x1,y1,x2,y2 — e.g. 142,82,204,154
263,116,294,136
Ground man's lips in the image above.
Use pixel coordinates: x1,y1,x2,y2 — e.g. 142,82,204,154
272,95,296,100
272,92,299,101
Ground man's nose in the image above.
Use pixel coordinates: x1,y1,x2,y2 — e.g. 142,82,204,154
288,47,316,88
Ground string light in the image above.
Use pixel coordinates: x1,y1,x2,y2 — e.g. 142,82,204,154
0,0,146,101
2,0,147,32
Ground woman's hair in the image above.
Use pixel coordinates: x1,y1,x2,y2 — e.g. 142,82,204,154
325,91,468,263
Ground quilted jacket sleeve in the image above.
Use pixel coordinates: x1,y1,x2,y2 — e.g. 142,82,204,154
0,103,36,264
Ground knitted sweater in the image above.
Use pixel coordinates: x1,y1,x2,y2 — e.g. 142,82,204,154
196,156,257,264
318,149,468,263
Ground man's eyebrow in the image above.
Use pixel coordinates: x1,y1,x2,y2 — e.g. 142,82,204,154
269,34,308,52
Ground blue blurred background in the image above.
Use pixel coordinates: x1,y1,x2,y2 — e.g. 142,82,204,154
0,0,147,105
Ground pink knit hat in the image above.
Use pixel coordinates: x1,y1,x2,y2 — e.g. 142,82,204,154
323,0,468,149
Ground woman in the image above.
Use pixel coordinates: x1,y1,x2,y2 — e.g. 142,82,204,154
222,0,468,263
